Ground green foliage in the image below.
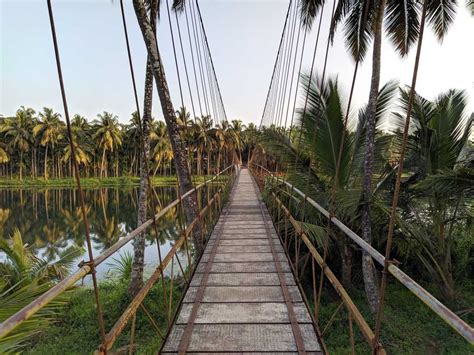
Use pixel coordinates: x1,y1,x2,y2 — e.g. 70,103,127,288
316,283,474,354
107,251,134,280
26,278,183,354
0,230,83,353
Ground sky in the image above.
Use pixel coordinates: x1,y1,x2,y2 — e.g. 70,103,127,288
1,0,473,127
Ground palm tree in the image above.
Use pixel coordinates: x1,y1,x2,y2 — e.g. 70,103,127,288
151,120,173,176
33,108,64,179
230,119,245,164
0,106,34,180
132,0,202,257
301,0,465,311
0,145,9,164
259,75,398,286
194,115,215,175
93,112,122,178
395,88,473,300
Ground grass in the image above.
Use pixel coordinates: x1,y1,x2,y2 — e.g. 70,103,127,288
26,278,184,354
316,281,474,354
0,175,222,188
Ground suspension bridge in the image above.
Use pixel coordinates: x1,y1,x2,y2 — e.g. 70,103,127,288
1,0,473,354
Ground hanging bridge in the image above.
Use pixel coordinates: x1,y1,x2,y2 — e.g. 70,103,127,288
162,168,322,354
1,0,474,354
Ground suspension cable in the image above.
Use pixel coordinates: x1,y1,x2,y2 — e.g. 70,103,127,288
284,5,303,128
293,0,325,152
46,0,106,342
189,0,210,117
174,11,197,120
273,0,295,127
166,0,185,109
288,28,307,135
277,0,299,128
196,0,228,122
184,2,203,117
259,0,293,129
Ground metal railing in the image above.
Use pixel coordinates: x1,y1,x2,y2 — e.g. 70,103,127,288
250,163,474,352
0,164,239,354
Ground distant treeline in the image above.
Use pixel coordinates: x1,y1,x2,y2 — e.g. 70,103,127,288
0,107,255,179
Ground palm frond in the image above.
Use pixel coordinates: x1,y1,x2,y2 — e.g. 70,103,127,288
385,0,420,56
299,0,325,30
107,251,134,280
414,167,474,196
426,0,458,41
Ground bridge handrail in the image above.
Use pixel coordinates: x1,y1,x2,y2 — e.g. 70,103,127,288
250,162,474,345
0,164,237,340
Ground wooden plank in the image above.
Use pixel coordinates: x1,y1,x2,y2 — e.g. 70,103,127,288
200,252,287,263
162,324,321,352
204,245,285,254
190,272,295,286
219,239,270,246
183,286,302,303
177,302,312,324
196,261,291,273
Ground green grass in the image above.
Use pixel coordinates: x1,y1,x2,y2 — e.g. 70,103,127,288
0,175,222,188
26,278,184,354
316,282,474,354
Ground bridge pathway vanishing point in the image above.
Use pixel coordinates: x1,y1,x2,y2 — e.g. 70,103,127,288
162,168,322,354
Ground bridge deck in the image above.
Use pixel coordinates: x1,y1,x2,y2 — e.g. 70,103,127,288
162,168,322,354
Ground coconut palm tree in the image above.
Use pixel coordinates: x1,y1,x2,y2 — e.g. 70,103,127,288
230,119,245,164
33,108,64,180
0,145,9,164
259,74,398,284
301,0,465,311
194,115,215,175
93,112,122,178
132,0,202,258
0,107,35,180
394,88,473,300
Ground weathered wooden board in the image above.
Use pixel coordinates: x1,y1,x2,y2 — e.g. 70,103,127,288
183,285,303,303
162,324,321,352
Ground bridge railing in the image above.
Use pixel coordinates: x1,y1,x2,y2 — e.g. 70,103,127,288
249,162,474,352
0,164,240,353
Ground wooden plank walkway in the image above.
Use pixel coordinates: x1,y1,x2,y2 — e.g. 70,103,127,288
162,168,322,354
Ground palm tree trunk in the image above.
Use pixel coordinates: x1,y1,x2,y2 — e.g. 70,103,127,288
19,150,23,180
132,0,202,252
361,0,387,313
44,145,49,179
101,148,106,179
129,53,153,295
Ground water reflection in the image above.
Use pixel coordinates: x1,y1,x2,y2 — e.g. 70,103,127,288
0,186,185,278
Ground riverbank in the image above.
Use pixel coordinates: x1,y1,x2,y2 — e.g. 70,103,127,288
0,175,221,188
26,278,183,354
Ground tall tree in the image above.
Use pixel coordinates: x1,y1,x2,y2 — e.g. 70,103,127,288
129,0,159,294
132,0,202,254
302,0,464,311
93,112,122,178
33,108,64,179
1,107,35,180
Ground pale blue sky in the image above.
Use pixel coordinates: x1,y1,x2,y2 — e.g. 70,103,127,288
1,0,473,126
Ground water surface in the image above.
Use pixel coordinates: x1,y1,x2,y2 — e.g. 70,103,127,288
0,185,206,279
